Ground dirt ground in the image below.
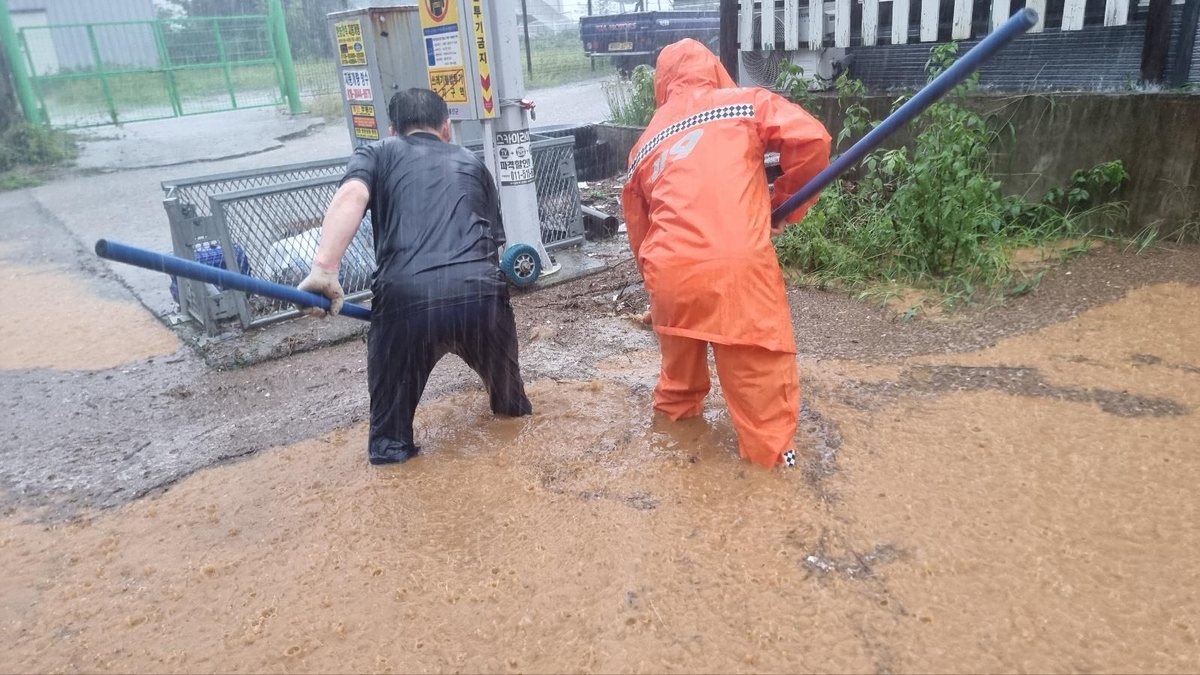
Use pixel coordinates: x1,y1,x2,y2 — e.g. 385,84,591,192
2,220,1200,672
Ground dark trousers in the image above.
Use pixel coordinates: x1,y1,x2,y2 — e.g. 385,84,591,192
366,295,532,464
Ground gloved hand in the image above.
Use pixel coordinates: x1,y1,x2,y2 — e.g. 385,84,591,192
296,262,343,318
770,221,787,237
641,309,653,325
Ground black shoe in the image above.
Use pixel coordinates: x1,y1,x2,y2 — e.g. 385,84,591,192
368,437,421,465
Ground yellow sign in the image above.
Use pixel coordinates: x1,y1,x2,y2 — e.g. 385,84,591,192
429,67,468,104
354,127,379,140
469,0,495,117
419,0,458,28
350,104,375,117
419,0,469,108
335,20,366,66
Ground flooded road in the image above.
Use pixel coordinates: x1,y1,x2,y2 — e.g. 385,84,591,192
1,263,181,372
2,282,1199,673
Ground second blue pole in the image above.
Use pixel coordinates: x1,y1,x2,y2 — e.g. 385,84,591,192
771,8,1039,225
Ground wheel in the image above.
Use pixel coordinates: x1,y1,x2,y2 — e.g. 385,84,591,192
501,243,541,287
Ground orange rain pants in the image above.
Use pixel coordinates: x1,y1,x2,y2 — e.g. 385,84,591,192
621,39,831,469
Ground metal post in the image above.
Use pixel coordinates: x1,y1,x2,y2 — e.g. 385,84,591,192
86,25,119,126
719,0,739,83
520,0,533,80
0,0,44,124
1168,0,1199,88
152,20,182,116
268,0,303,114
17,30,48,125
213,18,239,109
588,0,594,72
1141,0,1172,84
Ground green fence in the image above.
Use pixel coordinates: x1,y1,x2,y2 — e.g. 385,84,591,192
18,15,292,128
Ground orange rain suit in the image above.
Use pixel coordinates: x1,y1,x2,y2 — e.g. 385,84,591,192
621,39,832,469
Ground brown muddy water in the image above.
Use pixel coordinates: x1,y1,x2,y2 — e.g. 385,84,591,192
0,263,181,372
2,283,1199,673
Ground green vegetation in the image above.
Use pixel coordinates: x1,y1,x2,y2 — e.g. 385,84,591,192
603,64,657,127
306,93,345,122
772,44,1130,310
521,31,615,89
0,123,79,191
34,63,282,127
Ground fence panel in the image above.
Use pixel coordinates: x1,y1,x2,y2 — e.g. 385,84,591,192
20,15,282,128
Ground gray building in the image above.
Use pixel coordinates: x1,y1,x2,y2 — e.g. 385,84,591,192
9,0,158,74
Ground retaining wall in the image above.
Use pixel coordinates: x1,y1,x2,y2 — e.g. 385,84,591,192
596,92,1200,237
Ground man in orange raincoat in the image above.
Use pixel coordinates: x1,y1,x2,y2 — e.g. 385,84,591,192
622,39,831,470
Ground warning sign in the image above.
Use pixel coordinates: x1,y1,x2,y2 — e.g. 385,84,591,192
428,67,467,104
352,116,377,129
342,68,372,102
354,127,380,140
469,0,495,117
424,25,463,67
495,130,534,186
335,20,366,67
350,104,375,118
419,0,469,114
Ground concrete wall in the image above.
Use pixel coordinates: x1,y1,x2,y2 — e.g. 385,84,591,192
598,93,1200,238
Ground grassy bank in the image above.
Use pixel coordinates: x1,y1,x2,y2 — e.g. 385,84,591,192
0,123,79,191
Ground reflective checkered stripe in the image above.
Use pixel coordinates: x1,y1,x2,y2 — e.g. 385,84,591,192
629,104,756,173
782,450,797,467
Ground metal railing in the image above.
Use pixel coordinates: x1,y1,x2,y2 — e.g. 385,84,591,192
210,175,376,328
16,13,295,128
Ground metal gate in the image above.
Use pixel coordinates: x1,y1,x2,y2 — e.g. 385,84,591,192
17,15,289,128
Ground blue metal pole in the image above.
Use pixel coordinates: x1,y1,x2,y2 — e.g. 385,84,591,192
772,8,1039,225
94,239,371,322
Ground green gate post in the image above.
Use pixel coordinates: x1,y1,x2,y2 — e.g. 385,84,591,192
267,0,302,114
213,18,239,109
153,20,182,116
0,0,44,124
86,25,119,125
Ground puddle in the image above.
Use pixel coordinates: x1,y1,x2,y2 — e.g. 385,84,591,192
0,264,181,372
917,282,1200,408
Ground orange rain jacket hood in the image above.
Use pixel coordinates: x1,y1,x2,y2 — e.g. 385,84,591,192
622,39,832,353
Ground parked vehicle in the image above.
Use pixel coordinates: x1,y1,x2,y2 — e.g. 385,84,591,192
580,10,720,76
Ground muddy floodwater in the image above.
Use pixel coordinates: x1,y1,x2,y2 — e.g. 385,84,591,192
0,263,181,372
2,280,1199,674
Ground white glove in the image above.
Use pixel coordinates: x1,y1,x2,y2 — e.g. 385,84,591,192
296,262,344,318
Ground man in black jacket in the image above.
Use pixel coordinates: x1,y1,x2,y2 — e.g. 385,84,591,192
298,88,533,465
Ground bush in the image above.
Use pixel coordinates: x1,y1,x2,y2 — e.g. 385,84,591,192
0,144,15,173
0,123,78,167
774,43,1129,302
603,64,657,127
0,123,78,192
